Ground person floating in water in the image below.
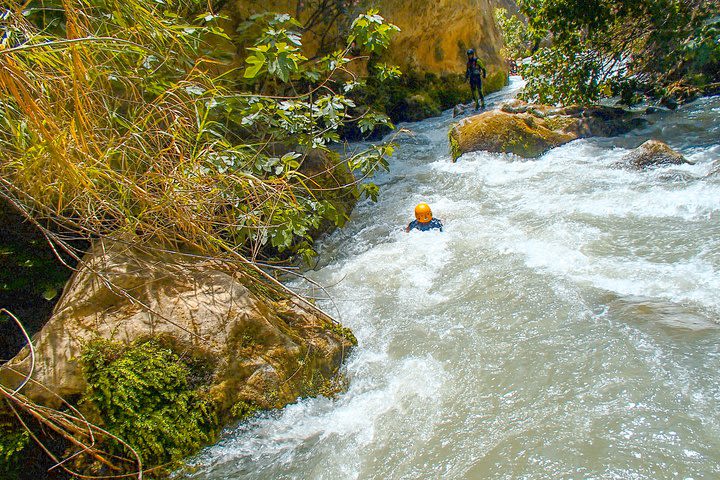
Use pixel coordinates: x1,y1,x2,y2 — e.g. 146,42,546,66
465,48,487,110
406,203,443,232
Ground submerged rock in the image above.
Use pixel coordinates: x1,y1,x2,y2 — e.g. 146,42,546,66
623,140,690,169
449,100,647,160
0,239,355,415
607,295,718,331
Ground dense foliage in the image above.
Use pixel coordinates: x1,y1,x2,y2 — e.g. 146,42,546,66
0,1,399,265
494,8,533,60
0,1,400,476
81,338,218,475
496,0,720,105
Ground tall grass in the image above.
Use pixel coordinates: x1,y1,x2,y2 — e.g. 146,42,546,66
0,1,396,475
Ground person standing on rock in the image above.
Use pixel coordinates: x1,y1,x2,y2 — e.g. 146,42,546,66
465,48,487,110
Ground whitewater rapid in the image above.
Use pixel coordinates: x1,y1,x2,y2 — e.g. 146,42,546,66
185,79,720,480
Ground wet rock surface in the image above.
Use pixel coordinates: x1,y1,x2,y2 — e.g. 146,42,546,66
623,140,691,169
449,100,647,160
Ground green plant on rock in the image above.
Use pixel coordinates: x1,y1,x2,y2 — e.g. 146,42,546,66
301,367,349,399
325,321,358,346
230,400,260,421
80,338,219,474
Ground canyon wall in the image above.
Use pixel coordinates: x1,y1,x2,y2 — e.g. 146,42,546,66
229,0,508,77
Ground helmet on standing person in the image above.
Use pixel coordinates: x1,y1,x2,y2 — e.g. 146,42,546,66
414,203,433,223
467,48,475,56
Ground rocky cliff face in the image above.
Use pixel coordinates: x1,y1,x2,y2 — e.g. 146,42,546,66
230,0,507,77
370,0,506,76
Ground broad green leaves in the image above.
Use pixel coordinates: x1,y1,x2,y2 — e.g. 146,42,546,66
243,23,308,82
494,8,534,60
513,0,720,106
349,10,401,53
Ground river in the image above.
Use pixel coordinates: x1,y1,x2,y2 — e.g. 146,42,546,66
185,79,720,479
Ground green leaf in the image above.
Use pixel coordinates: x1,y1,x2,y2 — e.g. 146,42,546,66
244,52,266,78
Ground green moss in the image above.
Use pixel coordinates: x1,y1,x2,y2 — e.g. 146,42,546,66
325,321,357,346
543,115,576,132
230,400,260,420
483,70,509,95
344,70,478,135
403,93,442,122
301,368,349,399
79,338,220,477
449,127,462,161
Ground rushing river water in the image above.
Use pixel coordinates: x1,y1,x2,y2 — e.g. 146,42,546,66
186,79,720,479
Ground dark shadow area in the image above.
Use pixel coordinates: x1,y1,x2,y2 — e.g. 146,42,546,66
0,197,79,363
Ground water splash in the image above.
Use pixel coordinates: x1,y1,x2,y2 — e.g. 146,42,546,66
185,83,720,480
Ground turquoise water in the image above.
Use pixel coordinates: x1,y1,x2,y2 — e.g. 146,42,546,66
186,81,720,480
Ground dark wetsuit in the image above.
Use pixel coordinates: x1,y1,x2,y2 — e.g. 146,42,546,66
407,219,444,232
466,57,487,108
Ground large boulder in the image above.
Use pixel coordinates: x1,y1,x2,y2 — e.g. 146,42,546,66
449,109,577,159
622,140,691,169
449,100,647,160
0,239,355,414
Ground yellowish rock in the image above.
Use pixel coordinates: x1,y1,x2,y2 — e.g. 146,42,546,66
1,239,355,413
449,101,648,160
623,140,690,169
449,110,578,160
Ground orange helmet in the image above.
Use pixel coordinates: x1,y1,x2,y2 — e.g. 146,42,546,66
414,203,433,223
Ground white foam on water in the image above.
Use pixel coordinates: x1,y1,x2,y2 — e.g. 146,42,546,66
185,86,720,480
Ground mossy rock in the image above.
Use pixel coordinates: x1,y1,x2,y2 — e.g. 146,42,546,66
0,239,356,477
449,110,577,160
397,93,442,122
449,101,647,160
483,70,509,95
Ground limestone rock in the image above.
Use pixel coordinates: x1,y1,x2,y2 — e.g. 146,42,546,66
0,240,355,413
449,100,647,160
232,0,508,81
449,110,577,159
623,140,690,169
